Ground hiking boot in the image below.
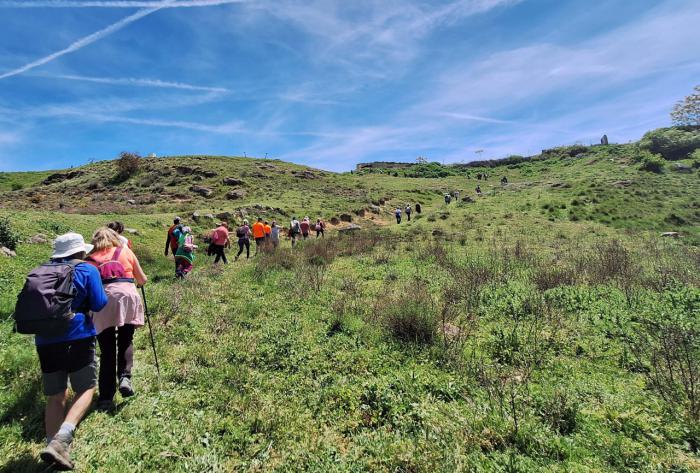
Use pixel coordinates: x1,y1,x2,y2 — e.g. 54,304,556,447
96,399,116,412
40,433,73,470
119,377,134,397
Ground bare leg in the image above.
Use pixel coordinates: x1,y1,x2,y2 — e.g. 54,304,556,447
45,391,68,439
64,387,96,426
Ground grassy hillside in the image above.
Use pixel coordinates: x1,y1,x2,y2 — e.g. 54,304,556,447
0,133,699,472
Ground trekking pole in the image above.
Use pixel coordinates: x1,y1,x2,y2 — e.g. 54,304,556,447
140,286,161,381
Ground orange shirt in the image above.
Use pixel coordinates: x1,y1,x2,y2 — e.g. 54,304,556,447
252,221,266,239
264,224,272,236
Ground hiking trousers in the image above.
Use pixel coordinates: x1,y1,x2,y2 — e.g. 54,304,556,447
237,239,250,259
396,215,401,224
212,244,227,264
97,324,135,402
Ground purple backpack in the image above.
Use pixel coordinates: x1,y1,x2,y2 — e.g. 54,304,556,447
87,247,133,284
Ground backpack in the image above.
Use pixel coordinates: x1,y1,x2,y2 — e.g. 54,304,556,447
182,234,195,253
236,226,246,238
292,221,301,234
86,246,133,284
13,260,82,335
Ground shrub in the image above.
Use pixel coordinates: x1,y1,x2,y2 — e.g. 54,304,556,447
11,182,23,191
115,151,141,180
381,282,437,344
0,217,20,251
636,151,665,173
639,127,700,160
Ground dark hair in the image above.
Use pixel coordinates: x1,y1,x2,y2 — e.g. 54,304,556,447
107,221,125,234
174,217,181,224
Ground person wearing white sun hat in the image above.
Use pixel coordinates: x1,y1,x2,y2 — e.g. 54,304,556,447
31,233,108,470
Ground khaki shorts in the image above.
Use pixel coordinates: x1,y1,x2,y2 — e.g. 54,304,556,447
36,337,97,396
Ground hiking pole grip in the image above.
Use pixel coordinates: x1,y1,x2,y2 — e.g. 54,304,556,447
141,286,161,379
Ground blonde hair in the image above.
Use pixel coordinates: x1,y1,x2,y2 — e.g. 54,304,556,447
91,227,122,251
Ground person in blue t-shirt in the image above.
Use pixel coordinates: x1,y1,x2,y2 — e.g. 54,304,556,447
36,233,108,471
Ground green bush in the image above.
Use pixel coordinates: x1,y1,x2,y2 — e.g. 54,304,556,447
10,183,23,191
639,127,700,160
636,151,665,173
0,217,20,251
691,149,700,168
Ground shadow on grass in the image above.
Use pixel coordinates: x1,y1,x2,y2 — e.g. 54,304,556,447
0,378,45,443
0,453,51,473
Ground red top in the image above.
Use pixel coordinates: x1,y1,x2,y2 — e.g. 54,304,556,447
211,226,229,245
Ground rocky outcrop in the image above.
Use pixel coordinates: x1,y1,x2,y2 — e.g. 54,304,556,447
28,234,49,244
223,177,244,186
0,246,16,257
190,185,213,198
370,205,381,214
42,171,84,185
226,190,246,200
338,224,361,233
340,214,352,222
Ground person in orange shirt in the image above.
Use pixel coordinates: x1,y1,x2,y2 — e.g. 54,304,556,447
264,221,272,239
251,217,266,255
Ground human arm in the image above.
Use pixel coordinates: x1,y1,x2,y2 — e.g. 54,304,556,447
164,231,171,256
127,249,148,287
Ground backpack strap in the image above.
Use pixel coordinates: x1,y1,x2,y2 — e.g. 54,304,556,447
112,246,123,262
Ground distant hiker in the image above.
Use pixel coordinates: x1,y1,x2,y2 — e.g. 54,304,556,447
415,203,422,214
164,217,182,259
501,176,508,186
300,217,311,240
315,218,325,238
14,232,108,470
235,220,251,260
476,185,482,195
264,221,272,240
87,227,148,411
271,221,281,248
174,226,196,278
252,218,266,255
395,207,402,224
454,191,460,201
210,222,230,264
107,221,131,249
290,217,301,247
405,204,412,221
444,193,451,204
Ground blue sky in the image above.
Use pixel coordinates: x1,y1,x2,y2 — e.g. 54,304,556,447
0,0,698,172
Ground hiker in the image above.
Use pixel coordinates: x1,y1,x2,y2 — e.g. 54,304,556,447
501,176,508,186
315,218,325,238
174,226,196,278
270,221,281,249
290,216,301,247
300,216,311,240
17,233,108,470
210,222,230,264
405,205,412,221
415,203,422,214
395,207,402,224
87,227,147,411
454,191,460,201
252,217,266,255
444,193,451,204
264,221,272,240
164,217,182,269
476,185,482,195
107,221,131,249
235,219,251,260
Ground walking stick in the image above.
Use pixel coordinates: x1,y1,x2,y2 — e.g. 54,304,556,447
141,286,161,380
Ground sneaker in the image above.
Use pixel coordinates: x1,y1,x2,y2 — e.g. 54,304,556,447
119,377,135,397
96,399,116,412
40,433,73,470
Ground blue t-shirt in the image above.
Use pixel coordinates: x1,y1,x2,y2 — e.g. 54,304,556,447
35,261,108,346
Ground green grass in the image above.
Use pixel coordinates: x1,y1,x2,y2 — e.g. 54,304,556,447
0,134,699,472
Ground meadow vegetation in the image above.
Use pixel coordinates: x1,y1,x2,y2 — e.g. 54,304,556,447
0,128,699,472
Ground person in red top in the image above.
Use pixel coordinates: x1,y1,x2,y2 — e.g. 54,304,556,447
210,222,230,264
164,217,181,256
251,218,266,255
300,217,310,240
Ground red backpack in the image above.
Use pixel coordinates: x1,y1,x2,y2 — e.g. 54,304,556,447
87,247,133,284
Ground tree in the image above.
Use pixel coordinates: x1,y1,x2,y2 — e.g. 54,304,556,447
116,151,141,180
671,85,700,126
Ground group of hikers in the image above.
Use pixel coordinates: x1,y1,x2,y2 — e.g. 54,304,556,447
164,215,327,275
394,203,421,224
14,224,149,470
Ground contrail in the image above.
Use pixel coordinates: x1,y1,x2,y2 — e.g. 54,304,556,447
0,0,247,7
0,1,180,80
36,73,230,93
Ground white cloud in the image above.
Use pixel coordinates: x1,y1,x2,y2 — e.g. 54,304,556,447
0,0,248,8
32,73,230,93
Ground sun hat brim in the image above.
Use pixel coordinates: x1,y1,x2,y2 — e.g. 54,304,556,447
52,243,93,259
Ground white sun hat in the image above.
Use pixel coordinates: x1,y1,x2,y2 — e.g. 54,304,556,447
51,232,93,259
